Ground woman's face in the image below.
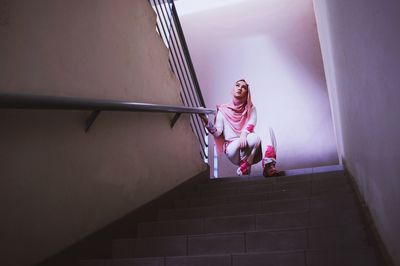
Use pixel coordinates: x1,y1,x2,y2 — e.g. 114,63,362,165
232,80,249,99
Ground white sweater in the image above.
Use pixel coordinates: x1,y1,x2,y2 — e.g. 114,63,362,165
211,106,257,141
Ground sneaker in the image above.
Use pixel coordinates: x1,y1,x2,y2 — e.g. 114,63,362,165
237,160,251,176
263,162,282,177
262,145,282,177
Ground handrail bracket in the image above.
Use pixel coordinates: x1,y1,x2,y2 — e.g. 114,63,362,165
85,110,101,133
170,113,181,128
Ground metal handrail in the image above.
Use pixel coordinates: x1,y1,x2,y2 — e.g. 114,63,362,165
0,93,214,131
150,0,209,159
169,1,205,108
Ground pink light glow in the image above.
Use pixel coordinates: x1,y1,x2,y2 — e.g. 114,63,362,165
175,0,246,16
176,0,338,176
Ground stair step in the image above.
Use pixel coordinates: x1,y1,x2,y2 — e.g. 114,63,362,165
233,248,378,266
113,225,370,259
159,194,358,221
306,248,379,266
138,208,361,237
180,187,312,208
196,174,308,191
159,199,307,220
138,218,204,237
176,186,351,209
82,247,379,266
186,174,351,199
201,170,344,190
81,168,382,266
80,257,164,266
187,232,245,255
308,226,370,249
113,236,187,258
166,254,231,266
231,250,306,266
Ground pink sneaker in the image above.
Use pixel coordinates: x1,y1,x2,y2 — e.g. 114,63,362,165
263,162,282,177
237,160,251,176
262,145,282,177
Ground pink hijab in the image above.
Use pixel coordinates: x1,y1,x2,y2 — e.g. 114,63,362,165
214,80,253,155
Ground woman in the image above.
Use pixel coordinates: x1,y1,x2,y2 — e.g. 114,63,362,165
200,79,262,176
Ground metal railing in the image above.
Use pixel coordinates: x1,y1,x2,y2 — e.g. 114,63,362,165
0,93,214,132
149,0,209,159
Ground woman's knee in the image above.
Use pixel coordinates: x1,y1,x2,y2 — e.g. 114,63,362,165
225,140,241,165
247,133,261,148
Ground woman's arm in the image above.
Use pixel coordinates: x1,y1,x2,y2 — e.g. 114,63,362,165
245,107,257,133
199,112,223,137
238,107,257,148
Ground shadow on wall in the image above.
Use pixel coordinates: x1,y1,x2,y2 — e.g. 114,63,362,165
177,0,339,176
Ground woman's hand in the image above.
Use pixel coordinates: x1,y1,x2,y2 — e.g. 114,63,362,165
199,113,208,125
239,133,248,148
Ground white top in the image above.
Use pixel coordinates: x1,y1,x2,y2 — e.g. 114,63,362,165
211,107,257,141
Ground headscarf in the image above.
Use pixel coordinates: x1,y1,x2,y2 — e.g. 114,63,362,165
214,81,253,155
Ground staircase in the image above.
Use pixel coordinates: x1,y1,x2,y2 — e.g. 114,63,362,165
80,169,384,266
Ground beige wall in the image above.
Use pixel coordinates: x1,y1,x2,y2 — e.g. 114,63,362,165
313,0,400,264
0,1,206,265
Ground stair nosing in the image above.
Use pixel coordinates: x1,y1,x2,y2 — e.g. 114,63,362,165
203,170,345,186
175,189,353,209
141,206,360,226
86,245,375,261
118,223,367,241
161,192,356,214
186,178,350,200
109,246,375,260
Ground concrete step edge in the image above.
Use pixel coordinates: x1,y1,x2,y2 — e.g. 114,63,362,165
158,199,358,221
162,192,357,213
117,223,368,242
193,174,348,193
105,246,376,261
199,173,344,190
140,207,360,228
205,168,344,185
83,246,375,262
176,190,354,209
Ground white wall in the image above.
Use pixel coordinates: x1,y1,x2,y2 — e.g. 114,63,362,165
313,0,400,264
0,1,205,265
176,0,338,177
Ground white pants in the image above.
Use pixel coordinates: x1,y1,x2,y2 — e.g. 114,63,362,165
224,133,262,166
